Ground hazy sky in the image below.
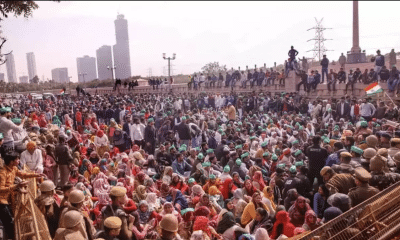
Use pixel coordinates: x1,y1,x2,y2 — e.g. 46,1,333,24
2,1,400,83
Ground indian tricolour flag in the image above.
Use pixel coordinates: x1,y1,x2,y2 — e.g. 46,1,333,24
364,82,383,95
59,89,65,95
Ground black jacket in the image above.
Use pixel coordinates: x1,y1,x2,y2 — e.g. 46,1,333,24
175,122,192,140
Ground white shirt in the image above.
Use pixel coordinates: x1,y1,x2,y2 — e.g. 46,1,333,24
0,116,24,143
129,123,144,141
94,134,109,147
20,149,43,173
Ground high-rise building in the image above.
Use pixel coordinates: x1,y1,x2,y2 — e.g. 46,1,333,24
0,73,5,81
113,14,131,79
5,53,17,83
19,76,29,84
26,52,37,81
96,45,113,81
51,68,69,83
77,55,97,83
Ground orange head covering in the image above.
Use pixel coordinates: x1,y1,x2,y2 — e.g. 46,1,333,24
26,141,36,151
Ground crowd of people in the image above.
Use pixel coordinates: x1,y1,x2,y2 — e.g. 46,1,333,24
0,79,400,240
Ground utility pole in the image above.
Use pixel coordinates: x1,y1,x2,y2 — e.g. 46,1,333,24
307,18,333,61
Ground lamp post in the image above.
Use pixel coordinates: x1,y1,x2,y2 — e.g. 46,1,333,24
107,65,116,90
107,65,116,82
78,73,87,90
162,53,176,81
68,76,72,93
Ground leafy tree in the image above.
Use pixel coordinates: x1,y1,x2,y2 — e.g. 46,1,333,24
30,75,39,84
201,62,227,76
0,1,59,65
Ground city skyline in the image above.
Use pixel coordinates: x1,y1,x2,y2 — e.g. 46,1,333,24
1,1,400,83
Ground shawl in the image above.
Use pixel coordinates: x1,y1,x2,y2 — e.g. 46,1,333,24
133,185,148,203
136,200,152,224
193,216,212,237
160,182,172,198
263,186,276,210
145,192,160,211
216,212,236,234
243,179,258,197
288,196,311,227
249,215,273,234
270,211,295,239
252,171,266,190
79,159,91,175
303,209,322,231
220,178,237,200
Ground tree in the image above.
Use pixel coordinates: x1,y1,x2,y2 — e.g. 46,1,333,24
30,75,39,84
201,62,227,76
0,1,59,65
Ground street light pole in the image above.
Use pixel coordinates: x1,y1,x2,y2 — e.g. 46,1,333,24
68,76,72,93
162,53,176,83
78,73,87,90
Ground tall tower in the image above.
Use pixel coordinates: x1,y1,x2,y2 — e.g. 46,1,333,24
113,14,131,79
96,45,113,81
347,1,366,63
5,53,17,83
26,52,37,81
77,55,97,83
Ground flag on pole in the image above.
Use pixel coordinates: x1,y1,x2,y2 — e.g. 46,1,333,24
59,89,65,95
364,82,383,95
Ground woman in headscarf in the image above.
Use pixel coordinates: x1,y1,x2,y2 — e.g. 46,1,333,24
42,144,56,181
195,194,219,220
107,119,118,145
132,185,148,204
160,182,188,212
98,158,108,173
89,151,100,165
75,182,93,209
94,130,109,157
269,211,295,239
232,172,243,188
219,177,237,201
135,200,161,226
202,174,222,194
284,189,298,212
146,192,161,212
302,210,322,231
191,184,205,207
252,170,266,191
254,228,270,240
144,178,160,195
131,208,158,240
216,211,238,240
246,208,273,235
208,186,224,211
170,173,189,194
231,189,248,222
159,202,182,222
262,186,276,216
162,166,173,184
243,179,258,203
64,114,73,129
193,206,221,239
241,192,270,227
288,196,311,227
113,128,130,152
79,159,93,181
134,172,147,190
